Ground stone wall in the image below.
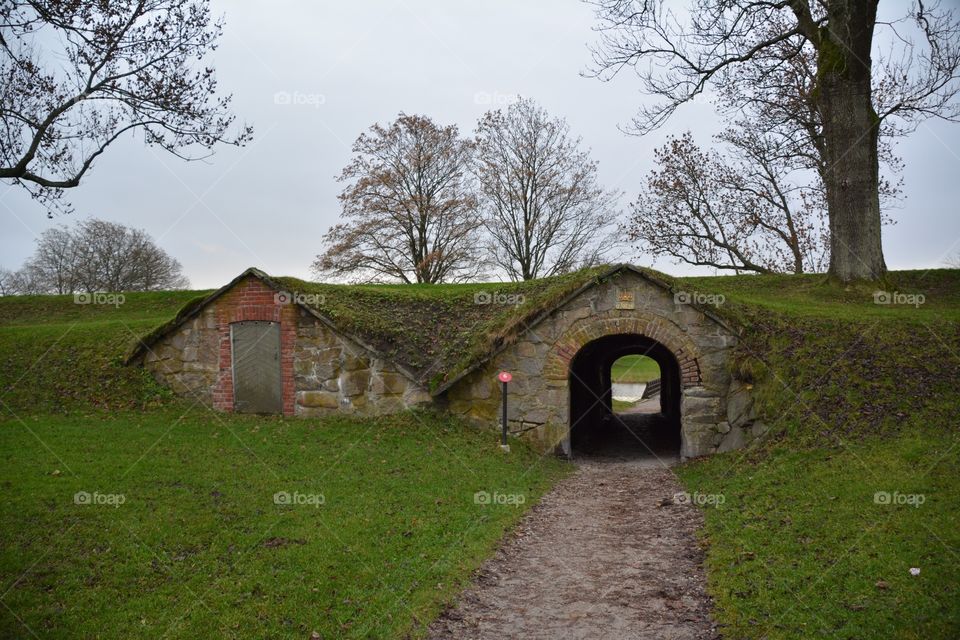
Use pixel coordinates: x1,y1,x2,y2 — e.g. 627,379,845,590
140,306,220,401
292,309,431,416
139,269,763,458
140,276,297,413
139,275,431,417
443,270,764,459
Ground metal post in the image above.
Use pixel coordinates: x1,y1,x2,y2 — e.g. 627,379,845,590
500,380,509,451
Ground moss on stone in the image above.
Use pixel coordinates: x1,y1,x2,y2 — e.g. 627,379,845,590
267,265,678,392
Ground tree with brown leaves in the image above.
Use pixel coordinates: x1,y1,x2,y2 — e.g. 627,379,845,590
627,131,828,274
313,114,482,284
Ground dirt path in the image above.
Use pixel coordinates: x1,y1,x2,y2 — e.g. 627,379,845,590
428,458,717,639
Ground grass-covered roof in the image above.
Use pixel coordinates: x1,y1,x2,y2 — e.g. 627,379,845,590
130,264,681,393
272,266,646,391
2,268,956,415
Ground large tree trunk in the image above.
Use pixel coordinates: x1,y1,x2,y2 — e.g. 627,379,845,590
818,0,887,281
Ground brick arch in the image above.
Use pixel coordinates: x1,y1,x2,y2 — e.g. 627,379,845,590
543,310,702,387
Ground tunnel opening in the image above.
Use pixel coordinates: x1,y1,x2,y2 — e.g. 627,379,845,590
568,334,681,460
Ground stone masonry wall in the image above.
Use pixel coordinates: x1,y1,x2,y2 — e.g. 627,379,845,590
444,270,765,459
141,276,297,414
140,306,220,401
292,309,431,416
140,270,763,458
140,275,431,417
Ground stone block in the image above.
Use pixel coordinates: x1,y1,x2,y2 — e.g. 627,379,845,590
681,423,715,458
716,426,749,453
156,358,182,374
370,372,408,395
726,381,755,429
403,388,432,406
373,395,406,413
519,357,542,376
294,359,314,377
683,386,722,399
170,332,187,350
299,391,339,409
341,352,367,371
515,342,537,358
340,370,370,396
338,394,365,414
471,379,492,400
522,408,549,424
681,394,723,423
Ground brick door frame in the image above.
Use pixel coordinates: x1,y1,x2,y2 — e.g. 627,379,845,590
211,276,297,415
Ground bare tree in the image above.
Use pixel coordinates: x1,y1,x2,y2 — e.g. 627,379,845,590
473,98,620,281
11,218,189,293
69,219,189,291
587,0,960,281
313,114,482,284
23,225,79,293
1,263,44,295
0,268,16,295
627,131,827,274
0,0,252,215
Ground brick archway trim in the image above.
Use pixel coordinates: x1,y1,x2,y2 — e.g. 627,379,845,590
543,311,702,387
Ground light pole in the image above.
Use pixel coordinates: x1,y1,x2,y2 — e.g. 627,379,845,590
497,371,512,452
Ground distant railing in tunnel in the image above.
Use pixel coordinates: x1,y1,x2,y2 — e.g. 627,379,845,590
641,378,661,399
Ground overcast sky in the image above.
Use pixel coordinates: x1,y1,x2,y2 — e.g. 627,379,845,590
3,0,959,289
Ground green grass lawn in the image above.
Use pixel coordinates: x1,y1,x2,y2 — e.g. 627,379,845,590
673,268,960,639
2,268,959,638
678,428,960,638
0,407,568,639
609,354,660,384
0,290,207,413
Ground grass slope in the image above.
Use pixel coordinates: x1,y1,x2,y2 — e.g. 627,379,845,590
271,266,622,391
0,290,209,413
0,408,568,639
2,268,958,638
673,269,960,639
610,354,660,384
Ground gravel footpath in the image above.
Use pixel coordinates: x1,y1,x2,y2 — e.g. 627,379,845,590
427,457,718,639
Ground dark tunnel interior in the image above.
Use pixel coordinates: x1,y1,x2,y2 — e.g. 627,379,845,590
568,334,681,459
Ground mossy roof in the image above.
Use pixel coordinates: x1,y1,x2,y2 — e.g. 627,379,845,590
128,264,699,394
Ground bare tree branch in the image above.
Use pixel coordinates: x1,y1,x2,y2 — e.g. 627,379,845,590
473,98,620,281
0,0,253,215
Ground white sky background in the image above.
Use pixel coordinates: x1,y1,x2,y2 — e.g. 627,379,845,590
2,0,959,289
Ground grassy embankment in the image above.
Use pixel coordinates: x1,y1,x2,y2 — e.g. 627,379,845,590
0,291,568,639
2,268,958,638
673,269,960,639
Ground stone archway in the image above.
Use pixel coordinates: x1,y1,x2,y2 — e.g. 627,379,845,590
567,333,682,458
543,311,708,458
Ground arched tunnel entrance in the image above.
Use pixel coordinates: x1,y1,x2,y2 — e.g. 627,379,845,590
568,334,681,460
